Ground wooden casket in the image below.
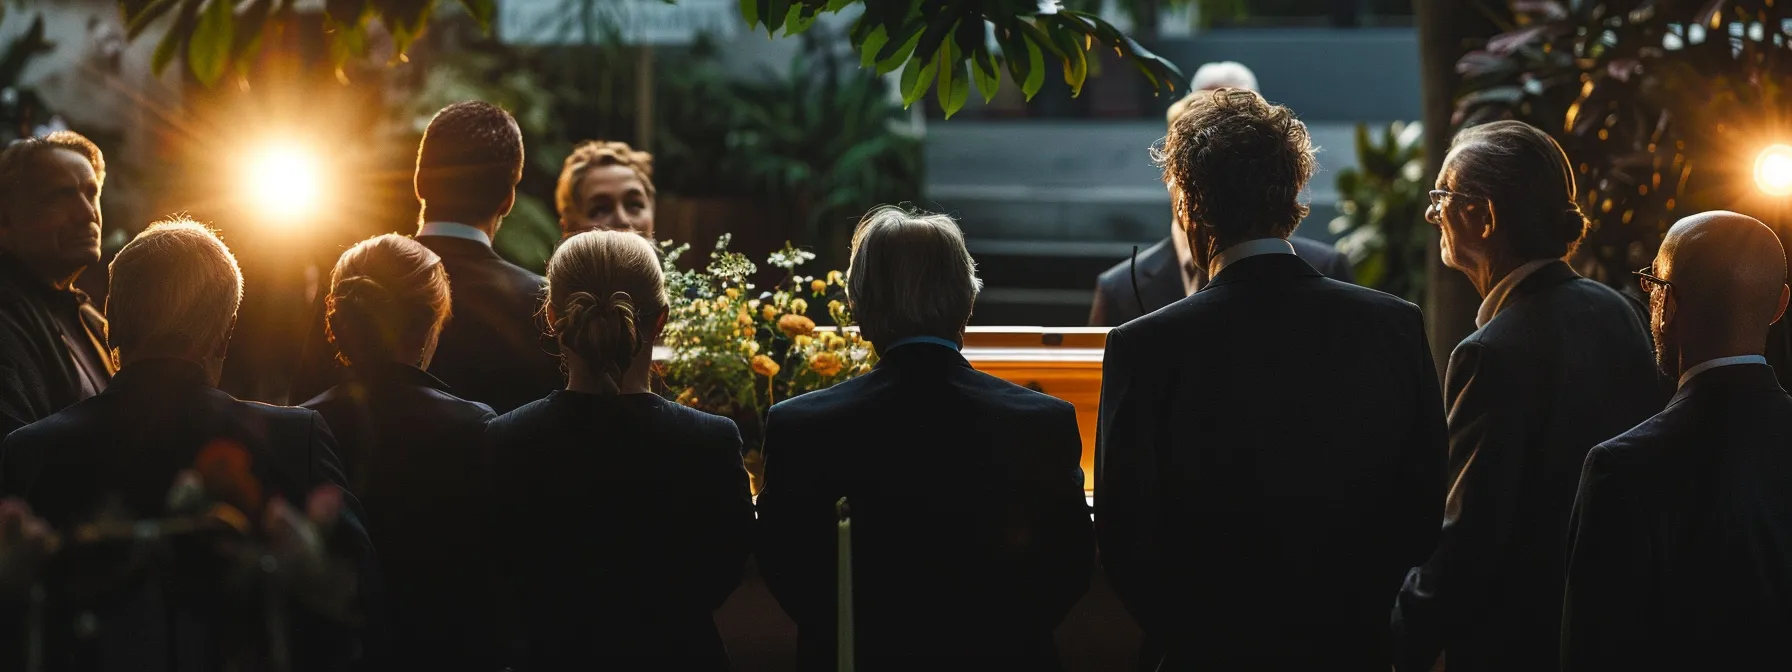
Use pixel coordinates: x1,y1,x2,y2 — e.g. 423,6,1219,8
960,327,1107,491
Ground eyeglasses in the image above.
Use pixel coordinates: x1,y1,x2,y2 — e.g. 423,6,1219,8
1425,190,1486,223
1633,267,1672,295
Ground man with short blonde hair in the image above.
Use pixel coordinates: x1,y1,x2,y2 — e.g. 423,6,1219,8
105,219,243,380
0,219,379,669
758,205,1094,669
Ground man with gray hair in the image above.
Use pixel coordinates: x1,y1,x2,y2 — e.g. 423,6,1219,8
1088,62,1352,326
0,132,116,439
0,219,378,669
757,205,1094,670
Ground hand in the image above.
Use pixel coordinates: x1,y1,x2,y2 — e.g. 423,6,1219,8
0,498,60,599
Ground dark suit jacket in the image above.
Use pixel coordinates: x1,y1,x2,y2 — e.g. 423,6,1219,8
485,392,753,670
757,343,1096,671
1088,235,1355,327
1561,363,1792,672
1393,260,1666,672
0,254,111,439
290,235,562,414
0,358,378,672
1096,253,1445,671
301,362,499,671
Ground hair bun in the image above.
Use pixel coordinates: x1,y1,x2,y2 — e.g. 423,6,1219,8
555,290,642,391
333,275,393,311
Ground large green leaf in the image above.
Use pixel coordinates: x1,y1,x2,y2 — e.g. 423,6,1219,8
187,0,233,87
858,24,888,68
124,0,181,40
937,39,968,118
971,44,998,103
898,47,937,108
739,0,760,29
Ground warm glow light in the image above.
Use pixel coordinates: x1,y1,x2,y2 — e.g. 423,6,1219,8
247,144,325,221
1755,144,1792,197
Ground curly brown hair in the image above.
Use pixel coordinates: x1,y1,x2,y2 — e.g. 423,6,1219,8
1153,88,1315,244
555,140,655,217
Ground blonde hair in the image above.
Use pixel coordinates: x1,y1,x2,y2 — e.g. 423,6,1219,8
106,218,243,363
1167,62,1260,126
847,205,982,346
325,234,453,368
545,230,667,389
555,140,656,217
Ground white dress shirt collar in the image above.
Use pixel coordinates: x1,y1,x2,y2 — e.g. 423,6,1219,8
1678,355,1769,389
1210,238,1296,278
1475,259,1557,328
417,221,492,247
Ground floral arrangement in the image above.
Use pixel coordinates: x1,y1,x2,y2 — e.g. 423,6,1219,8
658,235,876,484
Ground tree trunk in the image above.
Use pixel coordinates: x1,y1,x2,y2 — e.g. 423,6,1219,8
1414,0,1498,373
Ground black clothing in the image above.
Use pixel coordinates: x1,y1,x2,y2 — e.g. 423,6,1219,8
301,362,499,671
485,391,753,670
1393,260,1666,672
756,343,1095,671
1088,235,1354,327
0,254,112,439
1561,363,1792,672
290,235,562,414
0,358,378,672
1096,253,1446,671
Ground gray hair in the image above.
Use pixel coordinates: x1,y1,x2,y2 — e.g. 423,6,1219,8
106,218,244,362
846,205,982,347
1190,61,1258,92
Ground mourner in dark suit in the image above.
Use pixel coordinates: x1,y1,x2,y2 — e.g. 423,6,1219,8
299,234,501,671
0,133,115,440
291,101,561,413
757,206,1095,671
1087,64,1352,327
1561,211,1792,672
0,220,379,672
486,230,753,670
1096,89,1446,671
1088,233,1352,326
1392,121,1666,672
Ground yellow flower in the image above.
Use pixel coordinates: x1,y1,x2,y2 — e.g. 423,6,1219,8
751,354,781,377
827,270,844,286
790,298,809,315
737,309,753,326
741,340,760,356
725,287,741,299
774,291,791,307
742,326,756,339
809,351,843,376
748,299,761,310
811,279,827,293
714,297,729,310
778,314,816,338
761,305,778,321
828,299,844,313
820,331,845,348
794,334,813,348
698,303,711,316
675,388,698,406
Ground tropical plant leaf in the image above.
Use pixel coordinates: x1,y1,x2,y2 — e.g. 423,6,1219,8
971,44,998,103
937,39,969,118
899,46,937,108
187,0,233,87
124,0,181,40
739,0,760,29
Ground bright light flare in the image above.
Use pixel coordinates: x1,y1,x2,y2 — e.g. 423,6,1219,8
1754,144,1792,197
247,144,326,221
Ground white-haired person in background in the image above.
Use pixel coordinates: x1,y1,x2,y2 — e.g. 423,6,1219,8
1089,61,1354,326
0,219,380,670
756,205,1094,671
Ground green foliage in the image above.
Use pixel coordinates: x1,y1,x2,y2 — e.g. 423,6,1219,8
1330,121,1428,303
656,34,923,248
122,0,493,82
120,0,1182,116
1451,0,1792,287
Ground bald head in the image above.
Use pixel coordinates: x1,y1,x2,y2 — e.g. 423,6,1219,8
1653,212,1789,374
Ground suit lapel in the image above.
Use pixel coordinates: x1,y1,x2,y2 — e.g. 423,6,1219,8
1136,240,1185,314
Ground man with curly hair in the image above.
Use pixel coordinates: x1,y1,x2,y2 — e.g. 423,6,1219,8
1094,88,1447,671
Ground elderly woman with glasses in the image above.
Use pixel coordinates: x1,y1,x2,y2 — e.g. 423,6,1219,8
1391,120,1667,672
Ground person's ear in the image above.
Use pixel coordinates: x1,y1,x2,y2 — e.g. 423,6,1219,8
1774,284,1790,326
1478,199,1498,239
1660,288,1678,331
498,190,517,219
